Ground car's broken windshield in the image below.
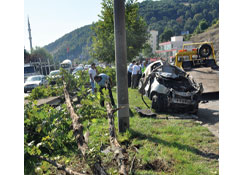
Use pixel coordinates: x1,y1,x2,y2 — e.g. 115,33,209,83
162,64,185,77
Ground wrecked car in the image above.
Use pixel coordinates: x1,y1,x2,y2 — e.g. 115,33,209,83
138,60,203,113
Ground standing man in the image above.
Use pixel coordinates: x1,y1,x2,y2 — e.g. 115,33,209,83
89,63,98,94
141,61,147,73
131,62,140,89
94,73,115,107
127,60,135,88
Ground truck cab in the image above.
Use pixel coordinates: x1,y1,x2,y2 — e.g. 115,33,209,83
24,64,39,82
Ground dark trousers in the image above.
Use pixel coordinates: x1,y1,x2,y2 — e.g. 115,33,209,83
131,74,139,89
128,71,132,87
99,83,115,107
138,73,142,82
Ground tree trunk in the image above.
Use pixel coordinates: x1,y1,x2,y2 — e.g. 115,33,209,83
63,83,108,175
106,102,128,175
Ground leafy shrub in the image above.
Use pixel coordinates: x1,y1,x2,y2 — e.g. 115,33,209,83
28,86,63,100
24,102,76,174
24,69,108,174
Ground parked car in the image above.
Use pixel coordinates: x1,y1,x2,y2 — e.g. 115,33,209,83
84,64,91,71
138,60,203,113
72,66,84,75
24,75,47,93
48,70,61,85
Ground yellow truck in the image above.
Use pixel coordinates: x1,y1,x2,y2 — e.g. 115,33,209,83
173,42,218,70
173,42,219,99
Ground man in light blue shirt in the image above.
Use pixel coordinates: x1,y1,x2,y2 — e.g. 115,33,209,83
94,73,115,107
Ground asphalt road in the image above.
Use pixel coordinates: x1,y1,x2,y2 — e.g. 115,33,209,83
197,100,219,137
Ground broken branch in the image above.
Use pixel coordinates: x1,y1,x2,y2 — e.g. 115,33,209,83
37,156,86,175
106,102,128,175
63,82,108,175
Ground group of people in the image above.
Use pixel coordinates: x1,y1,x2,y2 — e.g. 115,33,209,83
127,60,149,89
88,59,149,108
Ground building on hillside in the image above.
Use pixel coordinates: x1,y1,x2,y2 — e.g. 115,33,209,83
148,30,158,54
155,36,193,63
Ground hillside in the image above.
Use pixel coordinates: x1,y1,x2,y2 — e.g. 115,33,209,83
190,22,219,60
44,0,218,63
44,24,93,63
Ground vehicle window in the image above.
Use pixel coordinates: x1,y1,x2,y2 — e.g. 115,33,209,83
50,71,60,76
27,76,42,82
61,64,70,68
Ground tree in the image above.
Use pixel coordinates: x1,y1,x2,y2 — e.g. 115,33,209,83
24,49,31,63
194,19,209,34
159,28,173,42
142,43,153,58
30,47,53,63
91,0,148,63
199,19,209,31
193,13,203,23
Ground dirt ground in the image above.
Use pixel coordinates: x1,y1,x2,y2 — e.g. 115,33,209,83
197,100,219,137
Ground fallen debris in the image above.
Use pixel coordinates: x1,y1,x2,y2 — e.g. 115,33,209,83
63,82,108,175
106,102,128,175
169,114,198,120
135,107,157,118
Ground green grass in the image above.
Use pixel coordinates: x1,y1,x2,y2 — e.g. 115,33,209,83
86,88,219,175
38,88,219,174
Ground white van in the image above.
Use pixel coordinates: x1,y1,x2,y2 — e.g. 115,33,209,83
60,59,72,73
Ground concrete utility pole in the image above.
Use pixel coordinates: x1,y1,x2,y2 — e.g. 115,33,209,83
113,0,129,132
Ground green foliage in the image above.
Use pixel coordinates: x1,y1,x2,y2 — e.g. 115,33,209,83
28,85,63,100
212,18,219,25
138,0,219,36
44,25,94,63
24,83,219,174
24,48,31,63
159,28,173,42
91,0,148,63
24,69,107,174
199,19,209,30
142,43,154,58
24,102,76,174
194,19,209,34
30,47,53,63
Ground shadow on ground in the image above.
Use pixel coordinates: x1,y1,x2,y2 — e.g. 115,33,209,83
130,129,219,160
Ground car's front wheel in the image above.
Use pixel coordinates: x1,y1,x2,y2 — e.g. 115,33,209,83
190,103,199,115
151,94,165,113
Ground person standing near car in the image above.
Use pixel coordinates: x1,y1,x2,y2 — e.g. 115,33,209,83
131,62,140,89
94,73,115,107
127,60,135,88
89,63,98,94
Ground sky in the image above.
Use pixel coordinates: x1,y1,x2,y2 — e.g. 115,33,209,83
24,0,104,51
24,0,144,51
